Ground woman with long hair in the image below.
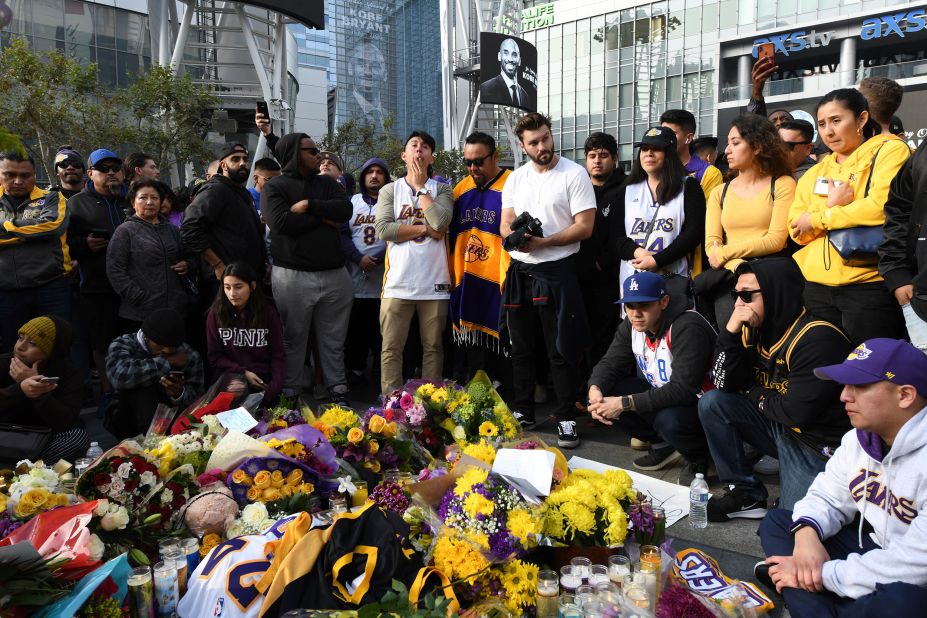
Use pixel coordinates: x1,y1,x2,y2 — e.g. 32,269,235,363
788,88,911,342
205,262,286,403
615,125,706,292
701,114,796,328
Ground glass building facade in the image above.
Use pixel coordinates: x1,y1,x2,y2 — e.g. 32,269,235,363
521,0,915,165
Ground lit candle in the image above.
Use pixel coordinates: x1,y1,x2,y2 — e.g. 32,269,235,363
127,566,154,618
536,570,559,618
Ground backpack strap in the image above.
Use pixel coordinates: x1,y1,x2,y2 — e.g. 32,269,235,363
719,181,730,210
862,143,884,198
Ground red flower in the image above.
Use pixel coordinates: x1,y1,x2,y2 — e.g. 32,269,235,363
171,494,186,509
385,409,396,422
124,479,138,492
93,472,111,487
97,576,118,597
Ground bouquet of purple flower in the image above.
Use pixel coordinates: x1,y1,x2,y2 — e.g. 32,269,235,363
629,491,666,547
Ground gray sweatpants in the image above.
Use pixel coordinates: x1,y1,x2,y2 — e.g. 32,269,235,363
272,265,353,394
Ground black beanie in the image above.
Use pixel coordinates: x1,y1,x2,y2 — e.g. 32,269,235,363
142,308,186,347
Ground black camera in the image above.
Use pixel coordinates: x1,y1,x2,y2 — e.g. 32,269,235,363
503,211,544,252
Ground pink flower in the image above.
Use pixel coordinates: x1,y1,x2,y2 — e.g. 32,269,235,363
399,392,414,411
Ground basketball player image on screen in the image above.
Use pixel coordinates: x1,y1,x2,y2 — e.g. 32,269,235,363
480,38,529,109
348,40,387,128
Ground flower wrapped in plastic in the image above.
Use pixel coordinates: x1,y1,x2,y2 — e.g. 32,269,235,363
226,455,323,507
252,396,316,435
75,442,161,513
4,459,75,522
258,424,338,477
167,372,265,435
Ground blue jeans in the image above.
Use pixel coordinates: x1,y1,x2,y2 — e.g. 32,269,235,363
697,389,826,508
759,509,927,617
902,303,927,352
0,278,72,352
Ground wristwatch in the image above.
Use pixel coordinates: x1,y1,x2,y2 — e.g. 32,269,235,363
620,396,633,412
415,186,429,197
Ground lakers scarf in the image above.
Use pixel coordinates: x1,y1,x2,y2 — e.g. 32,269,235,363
449,170,511,347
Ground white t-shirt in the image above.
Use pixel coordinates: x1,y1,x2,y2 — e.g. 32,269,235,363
501,156,597,264
382,178,452,300
347,193,385,299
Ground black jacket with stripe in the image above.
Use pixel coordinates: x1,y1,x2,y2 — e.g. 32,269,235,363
0,186,71,290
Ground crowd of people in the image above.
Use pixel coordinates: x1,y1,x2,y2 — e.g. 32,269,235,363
1,63,927,614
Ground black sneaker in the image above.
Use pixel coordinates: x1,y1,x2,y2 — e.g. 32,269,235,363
633,445,682,471
753,561,775,592
329,387,351,407
707,485,768,522
512,410,536,430
678,462,709,487
557,420,580,448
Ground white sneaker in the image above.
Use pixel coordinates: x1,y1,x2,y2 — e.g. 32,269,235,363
753,455,779,475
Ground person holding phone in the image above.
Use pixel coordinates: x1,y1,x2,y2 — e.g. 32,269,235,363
205,262,285,404
0,316,90,462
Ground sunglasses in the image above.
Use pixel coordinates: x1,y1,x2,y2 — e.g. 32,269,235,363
730,289,763,303
91,163,121,174
463,156,488,167
300,147,321,155
56,160,84,169
784,141,811,150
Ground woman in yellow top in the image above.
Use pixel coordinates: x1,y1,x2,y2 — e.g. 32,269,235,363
702,113,796,329
788,88,910,343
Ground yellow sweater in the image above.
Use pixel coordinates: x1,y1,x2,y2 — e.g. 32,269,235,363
705,175,796,271
788,134,910,286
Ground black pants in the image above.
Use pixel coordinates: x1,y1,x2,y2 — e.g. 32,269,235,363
582,281,620,369
606,376,710,465
345,298,381,373
507,298,580,422
109,384,168,439
803,281,905,344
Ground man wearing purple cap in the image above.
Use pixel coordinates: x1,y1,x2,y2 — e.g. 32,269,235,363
758,338,927,616
49,146,86,199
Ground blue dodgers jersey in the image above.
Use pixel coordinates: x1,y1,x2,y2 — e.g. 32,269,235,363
178,516,297,618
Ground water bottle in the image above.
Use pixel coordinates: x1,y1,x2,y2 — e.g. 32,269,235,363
85,441,104,460
689,473,709,528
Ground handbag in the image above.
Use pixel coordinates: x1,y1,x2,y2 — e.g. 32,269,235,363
0,422,51,463
826,146,884,266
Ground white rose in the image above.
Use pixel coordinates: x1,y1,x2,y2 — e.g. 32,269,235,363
139,471,157,487
160,488,173,506
93,499,110,517
109,477,125,495
226,519,248,538
117,463,132,479
88,534,105,561
241,503,269,527
109,506,130,529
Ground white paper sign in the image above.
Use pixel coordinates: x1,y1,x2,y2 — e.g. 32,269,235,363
216,407,259,434
492,448,555,503
568,456,691,527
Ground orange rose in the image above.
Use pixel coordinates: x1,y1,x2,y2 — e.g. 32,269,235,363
367,414,386,434
270,470,285,488
347,427,364,444
246,486,262,502
232,469,252,486
286,469,304,487
368,440,379,455
262,488,282,502
253,470,272,489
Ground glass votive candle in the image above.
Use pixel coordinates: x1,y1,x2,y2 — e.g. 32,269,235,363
558,599,583,618
589,563,609,586
181,537,200,573
399,471,413,486
152,560,179,616
157,538,181,561
536,570,559,618
595,581,621,604
623,572,649,607
582,599,604,617
162,547,188,595
608,554,632,589
639,544,661,573
351,481,369,507
575,584,596,607
384,468,401,483
127,566,154,618
559,565,581,593
74,457,94,477
330,494,348,514
570,556,592,581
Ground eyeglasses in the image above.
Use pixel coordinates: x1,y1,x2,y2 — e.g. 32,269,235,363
91,163,121,174
300,147,321,155
463,156,488,167
730,289,763,303
783,141,811,150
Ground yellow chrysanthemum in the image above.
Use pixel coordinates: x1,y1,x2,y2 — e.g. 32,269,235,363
433,532,488,583
318,406,360,429
560,502,596,537
311,421,335,439
463,492,495,518
462,440,496,465
507,508,541,545
430,387,449,405
454,467,489,497
478,421,499,437
543,507,565,538
416,383,436,398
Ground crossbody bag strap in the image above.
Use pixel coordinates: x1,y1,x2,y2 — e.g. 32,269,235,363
862,144,883,198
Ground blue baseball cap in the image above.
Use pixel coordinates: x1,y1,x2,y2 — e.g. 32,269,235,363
814,338,927,394
88,149,122,168
615,271,667,304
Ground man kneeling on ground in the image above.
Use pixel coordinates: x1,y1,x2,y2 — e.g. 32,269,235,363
757,338,927,616
587,271,716,485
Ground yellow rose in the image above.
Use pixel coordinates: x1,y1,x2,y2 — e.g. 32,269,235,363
347,427,365,444
0,493,6,512
366,459,382,473
286,469,304,487
270,470,285,488
262,488,282,502
246,487,262,502
54,494,70,507
24,488,50,509
199,533,221,556
298,482,315,495
280,484,294,498
14,500,35,518
253,470,272,489
368,440,379,455
367,414,386,434
382,422,398,439
232,469,252,486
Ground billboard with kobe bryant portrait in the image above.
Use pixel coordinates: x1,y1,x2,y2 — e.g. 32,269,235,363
479,32,537,112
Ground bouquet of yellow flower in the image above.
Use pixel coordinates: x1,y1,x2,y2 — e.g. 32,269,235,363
3,460,74,523
542,468,637,547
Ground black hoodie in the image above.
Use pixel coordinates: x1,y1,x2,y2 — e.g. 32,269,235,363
576,168,626,288
588,277,716,416
263,133,352,272
711,257,852,455
0,316,83,432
